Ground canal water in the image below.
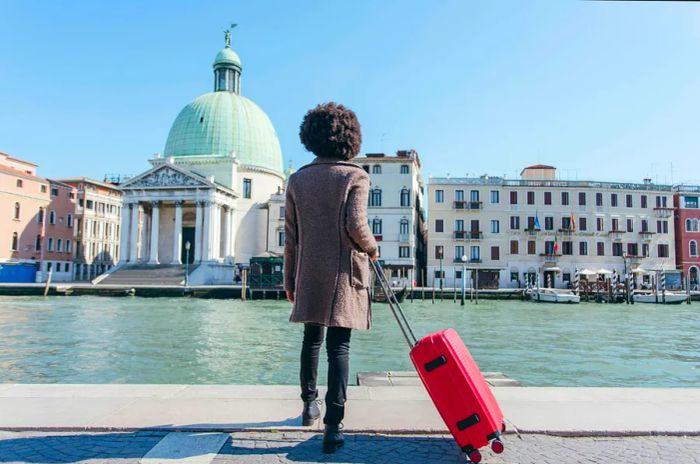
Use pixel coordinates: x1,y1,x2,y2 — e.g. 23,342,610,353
0,296,697,387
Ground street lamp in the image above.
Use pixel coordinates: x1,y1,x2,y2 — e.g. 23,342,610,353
184,241,191,286
460,254,467,306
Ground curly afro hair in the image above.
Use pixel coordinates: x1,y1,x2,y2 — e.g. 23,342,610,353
299,102,362,160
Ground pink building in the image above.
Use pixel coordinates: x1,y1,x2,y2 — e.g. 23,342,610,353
0,152,76,282
674,186,700,290
39,180,78,281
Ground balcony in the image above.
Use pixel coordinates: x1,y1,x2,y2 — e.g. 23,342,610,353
608,230,625,241
453,231,483,240
653,207,674,218
558,228,574,237
524,228,540,238
639,231,654,241
454,257,482,264
539,253,561,263
453,200,483,210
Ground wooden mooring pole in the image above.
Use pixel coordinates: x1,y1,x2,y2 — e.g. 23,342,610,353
241,268,248,301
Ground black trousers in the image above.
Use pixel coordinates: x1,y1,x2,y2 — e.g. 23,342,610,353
300,323,352,425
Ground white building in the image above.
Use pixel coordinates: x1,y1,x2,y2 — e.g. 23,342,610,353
428,165,677,289
355,150,427,286
110,31,286,284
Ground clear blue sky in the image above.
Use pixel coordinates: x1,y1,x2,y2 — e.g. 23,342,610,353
1,0,699,184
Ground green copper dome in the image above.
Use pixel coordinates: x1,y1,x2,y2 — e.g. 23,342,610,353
214,47,241,67
163,36,283,174
164,92,283,173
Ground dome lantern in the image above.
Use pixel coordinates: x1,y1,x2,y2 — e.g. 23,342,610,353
214,26,242,94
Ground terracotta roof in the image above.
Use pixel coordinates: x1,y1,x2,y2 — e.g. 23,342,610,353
0,164,47,182
523,164,556,170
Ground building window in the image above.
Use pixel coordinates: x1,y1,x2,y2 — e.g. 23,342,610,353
372,165,381,174
56,263,61,272
16,179,23,188
612,243,623,257
612,218,619,231
562,241,573,255
579,217,587,231
611,193,619,207
686,219,699,232
627,243,638,256
13,202,20,220
527,191,535,205
527,241,536,255
48,211,55,225
579,241,588,256
545,216,554,231
642,243,650,257
470,246,480,261
641,195,648,208
48,237,54,252
278,230,284,247
51,187,58,197
657,220,669,234
596,217,604,232
491,246,500,260
510,191,518,205
35,234,41,251
41,184,47,193
37,208,44,224
510,240,519,255
597,241,605,256
454,246,465,260
490,190,499,204
67,214,73,227
626,218,634,232
66,239,72,253
370,189,382,206
596,193,603,207
470,190,479,202
372,219,382,235
690,241,698,257
243,178,252,198
544,191,552,205
400,188,410,207
400,219,409,235
491,220,500,234
399,246,410,258
435,190,444,203
435,245,444,259
578,192,586,206
11,232,18,251
685,196,699,209
527,216,536,229
435,219,444,233
455,219,464,232
57,239,63,252
544,241,555,255
626,194,633,208
658,244,670,258
400,164,409,174
562,217,572,230
510,216,520,230
561,192,569,206
279,206,285,218
455,190,464,202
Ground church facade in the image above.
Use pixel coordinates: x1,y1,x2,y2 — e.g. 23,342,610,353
115,32,287,284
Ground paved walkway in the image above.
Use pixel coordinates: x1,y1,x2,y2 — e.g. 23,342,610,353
1,431,700,464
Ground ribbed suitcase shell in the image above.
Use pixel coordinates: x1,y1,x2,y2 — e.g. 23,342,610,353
409,328,504,452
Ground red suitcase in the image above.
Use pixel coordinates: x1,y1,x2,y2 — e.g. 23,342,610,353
371,261,505,463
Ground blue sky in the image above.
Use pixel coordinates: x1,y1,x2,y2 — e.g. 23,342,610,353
1,0,699,184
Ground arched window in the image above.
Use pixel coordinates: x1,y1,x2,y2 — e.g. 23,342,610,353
37,208,44,224
13,202,20,220
372,165,381,174
400,188,410,207
11,232,18,251
49,210,56,225
400,219,409,236
370,188,382,207
372,218,382,235
691,240,698,258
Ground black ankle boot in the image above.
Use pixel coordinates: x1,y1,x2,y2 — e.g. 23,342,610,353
302,399,321,426
323,423,345,454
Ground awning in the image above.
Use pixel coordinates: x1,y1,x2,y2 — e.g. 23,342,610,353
597,269,613,275
579,269,597,276
543,266,561,272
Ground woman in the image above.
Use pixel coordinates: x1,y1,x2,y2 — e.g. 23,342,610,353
283,102,378,454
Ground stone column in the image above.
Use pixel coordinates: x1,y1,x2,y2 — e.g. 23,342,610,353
223,205,231,261
172,201,183,265
229,207,236,261
194,201,203,262
202,201,212,261
148,201,160,264
211,203,220,261
129,202,140,263
119,203,131,263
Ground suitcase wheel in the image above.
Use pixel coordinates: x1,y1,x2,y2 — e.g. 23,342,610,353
491,439,504,454
466,449,482,463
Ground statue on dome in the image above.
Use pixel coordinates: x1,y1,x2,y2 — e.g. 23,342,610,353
224,23,237,48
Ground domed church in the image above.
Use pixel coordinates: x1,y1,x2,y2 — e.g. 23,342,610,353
115,30,286,284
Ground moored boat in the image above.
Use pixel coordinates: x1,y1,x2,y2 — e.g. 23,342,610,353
529,288,581,304
632,291,687,304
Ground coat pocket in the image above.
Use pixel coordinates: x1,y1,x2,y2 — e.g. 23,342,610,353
350,249,370,289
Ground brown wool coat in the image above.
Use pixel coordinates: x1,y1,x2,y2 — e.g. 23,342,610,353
283,157,379,330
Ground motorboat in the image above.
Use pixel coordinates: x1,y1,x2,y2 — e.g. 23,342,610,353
529,288,581,304
632,291,688,305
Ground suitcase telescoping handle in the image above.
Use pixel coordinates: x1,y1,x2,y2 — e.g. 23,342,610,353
370,259,418,349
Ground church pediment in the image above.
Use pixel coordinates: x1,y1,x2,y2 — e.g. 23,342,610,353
122,165,211,189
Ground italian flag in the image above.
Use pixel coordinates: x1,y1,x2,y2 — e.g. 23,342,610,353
554,235,559,254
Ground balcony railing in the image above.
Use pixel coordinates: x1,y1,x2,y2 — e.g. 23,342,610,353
454,231,483,240
539,253,561,263
454,257,482,264
524,228,540,237
608,230,624,241
558,228,574,236
639,231,654,241
653,207,674,218
453,200,483,210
